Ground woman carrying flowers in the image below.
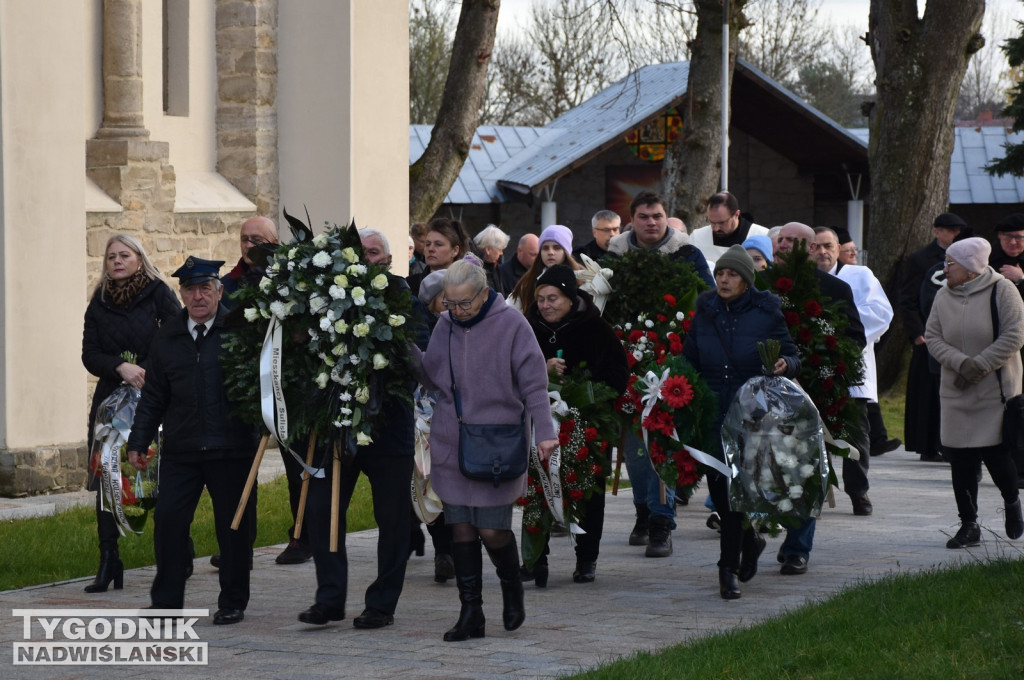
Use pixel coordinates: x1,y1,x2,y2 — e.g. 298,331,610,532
683,245,800,600
81,234,180,593
521,265,629,585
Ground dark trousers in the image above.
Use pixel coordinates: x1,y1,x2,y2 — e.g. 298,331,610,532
151,456,252,610
533,480,607,565
95,489,120,552
843,399,871,498
279,444,310,545
307,452,414,616
866,401,889,447
946,444,1020,523
708,470,747,571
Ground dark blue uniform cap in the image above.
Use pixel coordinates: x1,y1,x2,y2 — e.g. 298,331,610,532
172,255,225,286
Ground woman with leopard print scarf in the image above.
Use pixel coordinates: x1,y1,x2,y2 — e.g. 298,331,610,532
82,234,181,594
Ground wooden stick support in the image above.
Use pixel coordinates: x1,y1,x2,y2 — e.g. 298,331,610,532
611,426,626,496
330,441,342,552
292,433,318,540
231,434,269,530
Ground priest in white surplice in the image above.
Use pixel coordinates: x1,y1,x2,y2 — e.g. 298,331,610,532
691,191,770,270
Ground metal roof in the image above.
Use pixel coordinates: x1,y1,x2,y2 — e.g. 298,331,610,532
848,126,1024,205
409,125,546,204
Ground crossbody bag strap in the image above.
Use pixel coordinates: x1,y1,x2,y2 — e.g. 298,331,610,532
448,323,464,422
990,286,1008,405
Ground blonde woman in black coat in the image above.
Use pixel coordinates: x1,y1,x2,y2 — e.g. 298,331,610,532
81,234,180,593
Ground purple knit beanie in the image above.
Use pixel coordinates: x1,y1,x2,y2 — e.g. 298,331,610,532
539,225,574,255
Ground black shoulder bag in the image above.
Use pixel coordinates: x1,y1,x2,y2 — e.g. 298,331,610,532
990,287,1024,455
448,325,529,488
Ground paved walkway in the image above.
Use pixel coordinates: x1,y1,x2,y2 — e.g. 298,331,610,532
3,449,1022,679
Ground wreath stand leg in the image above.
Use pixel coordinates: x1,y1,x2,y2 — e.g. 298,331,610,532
330,440,342,553
232,434,270,531
611,427,626,496
292,432,318,540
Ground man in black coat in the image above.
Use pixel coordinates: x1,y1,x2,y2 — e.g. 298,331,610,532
773,222,868,576
572,209,621,263
296,229,423,630
127,256,257,625
899,212,966,461
497,234,539,294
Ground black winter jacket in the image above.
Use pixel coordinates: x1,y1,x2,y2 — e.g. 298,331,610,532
126,305,257,459
82,278,181,444
525,289,630,395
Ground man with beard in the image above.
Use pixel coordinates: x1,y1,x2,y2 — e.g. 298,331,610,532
691,191,770,270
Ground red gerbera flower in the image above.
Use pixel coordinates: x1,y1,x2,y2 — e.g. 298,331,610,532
661,375,695,409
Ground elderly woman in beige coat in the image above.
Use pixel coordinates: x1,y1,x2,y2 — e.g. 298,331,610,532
926,237,1024,548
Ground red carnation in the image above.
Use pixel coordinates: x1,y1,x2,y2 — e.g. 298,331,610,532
775,277,794,293
661,375,695,409
682,319,692,333
516,497,529,506
561,419,575,433
565,471,578,484
804,300,823,317
798,327,813,343
651,452,668,465
835,361,847,376
626,353,638,368
808,354,822,367
558,432,570,446
824,334,838,350
591,464,603,475
663,294,677,307
568,489,585,501
823,377,835,392
657,314,668,323
121,476,137,506
575,447,590,461
584,427,598,442
628,330,644,343
647,331,659,342
825,403,841,417
525,525,542,534
784,311,801,326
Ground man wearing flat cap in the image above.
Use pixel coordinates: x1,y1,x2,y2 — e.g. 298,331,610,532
899,212,968,462
126,255,258,625
990,213,1024,299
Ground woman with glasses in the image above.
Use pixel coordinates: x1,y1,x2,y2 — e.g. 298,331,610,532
926,237,1024,548
417,260,557,642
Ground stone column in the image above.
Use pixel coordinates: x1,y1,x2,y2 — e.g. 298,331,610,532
96,0,149,139
216,0,280,220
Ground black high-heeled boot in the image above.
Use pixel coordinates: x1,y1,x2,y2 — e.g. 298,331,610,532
486,536,525,631
84,548,124,593
443,542,485,642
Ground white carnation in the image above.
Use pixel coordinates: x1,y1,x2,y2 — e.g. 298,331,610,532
319,317,331,331
269,301,289,319
334,319,349,334
312,251,332,268
309,294,329,314
329,285,347,300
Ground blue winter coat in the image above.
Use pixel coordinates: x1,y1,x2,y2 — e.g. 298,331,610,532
683,288,801,454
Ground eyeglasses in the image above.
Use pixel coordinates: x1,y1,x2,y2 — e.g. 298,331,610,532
593,226,621,234
944,259,958,268
840,247,858,255
441,289,484,311
241,235,267,246
999,233,1024,243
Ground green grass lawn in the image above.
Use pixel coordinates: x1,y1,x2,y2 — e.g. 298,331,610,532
567,557,1024,680
0,474,375,591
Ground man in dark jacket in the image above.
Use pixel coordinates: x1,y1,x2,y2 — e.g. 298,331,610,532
497,234,539,294
127,256,257,625
990,213,1024,299
900,212,965,461
573,210,621,263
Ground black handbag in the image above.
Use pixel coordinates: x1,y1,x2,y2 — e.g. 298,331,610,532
448,325,529,488
989,289,1024,457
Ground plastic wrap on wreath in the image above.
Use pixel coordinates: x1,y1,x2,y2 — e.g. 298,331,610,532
411,387,442,524
90,384,160,535
722,376,828,521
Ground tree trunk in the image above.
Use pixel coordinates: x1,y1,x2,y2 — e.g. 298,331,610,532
867,0,985,390
662,0,749,229
409,0,500,225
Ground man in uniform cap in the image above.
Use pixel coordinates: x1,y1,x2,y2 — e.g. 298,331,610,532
990,213,1024,298
126,255,258,625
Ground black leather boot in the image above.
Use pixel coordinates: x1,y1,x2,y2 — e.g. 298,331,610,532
1005,498,1023,540
645,516,673,557
629,503,650,546
486,536,525,631
444,541,485,642
719,566,741,600
84,548,124,593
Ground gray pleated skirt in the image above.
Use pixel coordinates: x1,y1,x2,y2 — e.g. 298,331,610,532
442,502,513,530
